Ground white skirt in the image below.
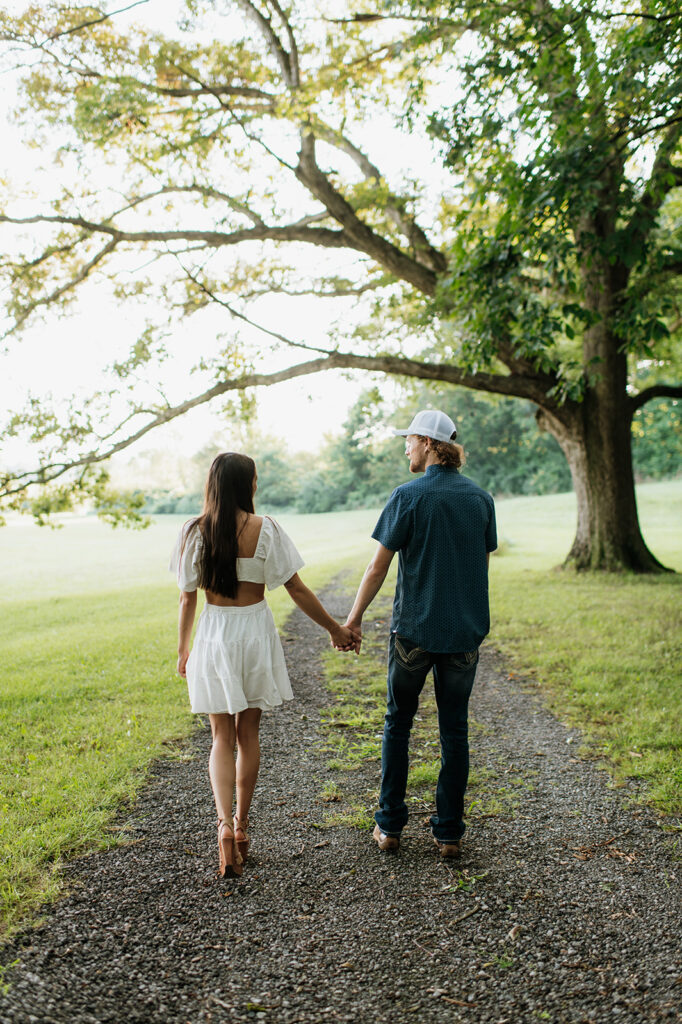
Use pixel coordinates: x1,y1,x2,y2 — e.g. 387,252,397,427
186,600,294,714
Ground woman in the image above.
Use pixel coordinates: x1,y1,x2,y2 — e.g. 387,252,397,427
170,452,355,877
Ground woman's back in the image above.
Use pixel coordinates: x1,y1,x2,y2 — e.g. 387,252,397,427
207,513,264,606
236,513,264,559
172,513,305,608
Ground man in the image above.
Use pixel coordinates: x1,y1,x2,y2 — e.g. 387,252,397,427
345,409,497,858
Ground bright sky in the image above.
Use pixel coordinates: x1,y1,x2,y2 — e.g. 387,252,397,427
0,0,451,470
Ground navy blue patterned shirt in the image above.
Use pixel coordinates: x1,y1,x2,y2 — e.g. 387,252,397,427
372,464,497,653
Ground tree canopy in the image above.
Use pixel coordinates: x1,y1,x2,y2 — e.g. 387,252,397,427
1,1,681,567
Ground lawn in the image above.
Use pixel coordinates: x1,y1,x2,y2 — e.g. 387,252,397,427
489,480,682,813
0,482,679,935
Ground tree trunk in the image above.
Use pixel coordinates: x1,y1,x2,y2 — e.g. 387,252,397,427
533,247,671,572
536,401,670,573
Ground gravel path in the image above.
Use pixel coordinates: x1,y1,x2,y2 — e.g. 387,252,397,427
1,587,680,1024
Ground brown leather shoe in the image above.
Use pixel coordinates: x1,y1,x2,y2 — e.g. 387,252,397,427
434,837,462,858
373,824,399,851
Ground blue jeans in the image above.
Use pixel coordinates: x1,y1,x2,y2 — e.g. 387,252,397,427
375,633,479,843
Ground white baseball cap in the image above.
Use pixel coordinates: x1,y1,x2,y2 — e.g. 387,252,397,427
392,409,457,443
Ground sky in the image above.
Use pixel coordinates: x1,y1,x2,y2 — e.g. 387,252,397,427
0,0,453,474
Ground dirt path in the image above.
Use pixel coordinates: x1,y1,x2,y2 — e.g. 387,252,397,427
1,588,680,1024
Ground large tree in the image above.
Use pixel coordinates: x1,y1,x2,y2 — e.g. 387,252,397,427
0,0,680,568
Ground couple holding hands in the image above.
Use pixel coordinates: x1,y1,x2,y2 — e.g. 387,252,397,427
170,410,497,877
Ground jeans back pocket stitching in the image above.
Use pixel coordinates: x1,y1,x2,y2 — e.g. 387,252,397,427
395,637,429,668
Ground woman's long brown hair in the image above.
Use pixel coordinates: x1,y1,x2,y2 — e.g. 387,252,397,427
189,452,256,598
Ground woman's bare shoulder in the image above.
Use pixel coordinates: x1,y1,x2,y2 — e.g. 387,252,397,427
238,513,265,558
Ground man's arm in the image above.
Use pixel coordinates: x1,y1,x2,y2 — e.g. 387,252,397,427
345,543,396,652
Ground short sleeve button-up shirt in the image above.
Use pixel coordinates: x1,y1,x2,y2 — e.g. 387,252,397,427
372,464,497,653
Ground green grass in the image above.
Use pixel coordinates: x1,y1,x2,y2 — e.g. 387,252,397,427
490,480,682,811
1,586,194,932
1,481,680,935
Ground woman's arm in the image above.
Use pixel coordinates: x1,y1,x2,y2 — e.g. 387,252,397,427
177,590,198,677
284,574,356,650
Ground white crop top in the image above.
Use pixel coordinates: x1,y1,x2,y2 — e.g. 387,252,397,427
169,515,305,593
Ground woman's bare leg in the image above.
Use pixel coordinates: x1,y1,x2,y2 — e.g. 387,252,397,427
208,713,237,823
235,707,262,824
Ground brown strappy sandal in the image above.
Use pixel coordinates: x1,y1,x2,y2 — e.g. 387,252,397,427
233,815,250,864
217,818,243,878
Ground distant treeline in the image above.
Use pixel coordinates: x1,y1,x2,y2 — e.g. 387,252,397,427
142,387,681,516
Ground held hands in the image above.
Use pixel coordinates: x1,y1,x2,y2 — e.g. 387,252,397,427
329,619,363,655
330,622,362,655
345,618,362,655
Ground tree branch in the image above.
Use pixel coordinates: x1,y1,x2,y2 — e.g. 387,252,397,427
0,211,349,250
628,383,682,417
180,267,335,355
150,83,274,103
15,1,151,46
267,0,300,87
651,258,682,278
295,134,438,295
5,238,118,338
0,359,345,497
599,9,682,23
235,0,294,88
1,352,561,498
312,121,447,273
232,279,385,299
110,185,267,227
331,20,465,75
629,121,682,235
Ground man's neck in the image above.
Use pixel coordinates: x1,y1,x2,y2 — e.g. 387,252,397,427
424,452,443,469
